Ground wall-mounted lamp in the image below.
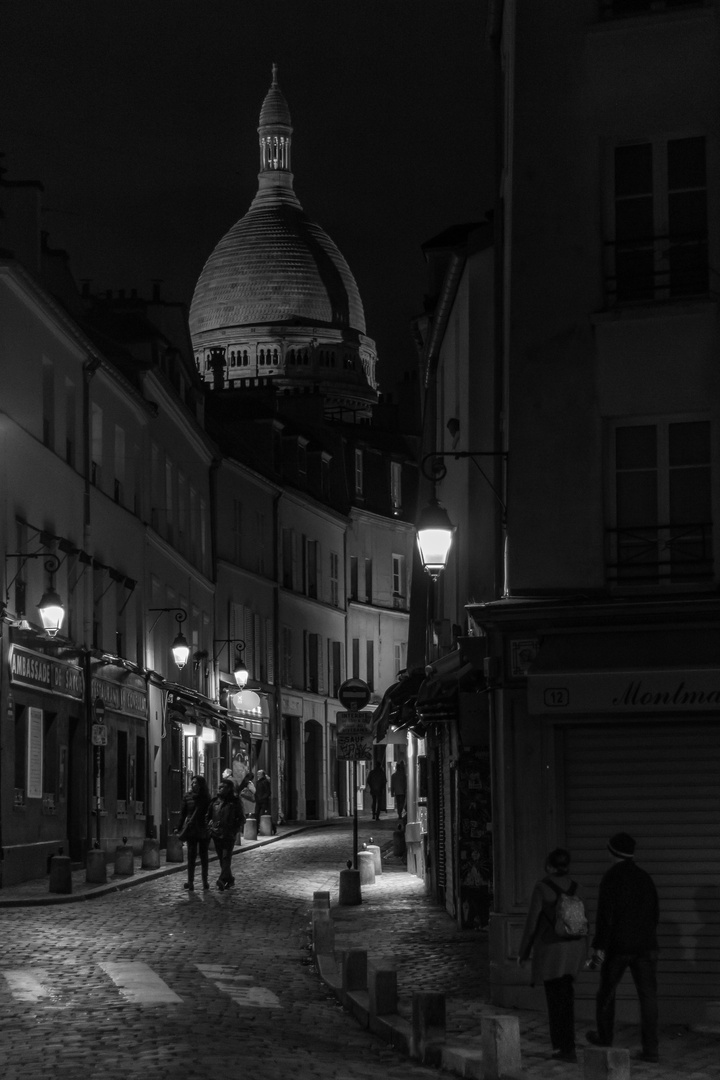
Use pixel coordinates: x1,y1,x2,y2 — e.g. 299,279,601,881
416,499,455,579
148,607,190,670
213,639,249,688
5,552,65,636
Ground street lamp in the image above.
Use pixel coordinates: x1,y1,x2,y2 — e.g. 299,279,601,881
416,498,455,579
213,639,249,687
5,552,65,636
148,607,190,670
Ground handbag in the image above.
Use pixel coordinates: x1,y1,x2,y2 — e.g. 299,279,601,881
177,808,197,842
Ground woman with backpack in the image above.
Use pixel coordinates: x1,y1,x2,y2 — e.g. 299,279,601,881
517,848,588,1064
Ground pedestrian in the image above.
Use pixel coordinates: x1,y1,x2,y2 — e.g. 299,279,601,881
586,832,660,1064
206,778,244,890
238,769,256,823
517,848,587,1064
366,761,387,820
255,768,271,823
390,760,407,820
176,775,211,891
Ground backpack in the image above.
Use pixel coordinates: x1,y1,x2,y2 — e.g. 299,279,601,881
546,880,588,939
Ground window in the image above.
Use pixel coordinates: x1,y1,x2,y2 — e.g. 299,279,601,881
392,554,405,599
165,461,174,540
42,357,54,449
365,558,373,603
281,626,293,686
391,461,402,513
282,529,294,589
91,403,103,485
350,555,358,600
65,379,75,466
330,552,339,607
329,640,342,697
232,500,243,564
306,632,321,694
305,539,319,599
352,638,360,680
366,640,375,692
608,419,712,584
354,448,363,496
602,0,704,17
114,425,125,505
610,136,707,304
394,642,404,677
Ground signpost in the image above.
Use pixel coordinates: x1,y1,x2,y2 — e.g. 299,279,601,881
93,697,105,847
337,679,372,869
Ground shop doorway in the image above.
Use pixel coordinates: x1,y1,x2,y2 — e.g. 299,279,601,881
304,720,322,819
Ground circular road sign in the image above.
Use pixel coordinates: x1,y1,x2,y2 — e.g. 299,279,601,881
337,677,371,712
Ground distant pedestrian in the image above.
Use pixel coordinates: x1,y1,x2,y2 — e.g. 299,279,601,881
206,778,244,890
518,848,587,1063
238,769,256,823
255,769,271,823
586,832,660,1065
176,775,211,891
390,761,407,820
366,762,387,820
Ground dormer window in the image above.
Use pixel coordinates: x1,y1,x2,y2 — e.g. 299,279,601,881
354,449,363,496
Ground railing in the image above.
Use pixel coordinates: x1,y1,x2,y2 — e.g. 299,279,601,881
601,0,706,17
605,232,711,305
606,521,713,583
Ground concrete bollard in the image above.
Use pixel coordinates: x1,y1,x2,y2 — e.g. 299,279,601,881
258,814,273,836
313,890,331,909
368,964,397,1016
357,850,376,885
85,848,107,884
481,1015,522,1080
166,833,184,862
365,843,382,874
312,910,335,956
114,845,135,876
341,949,368,993
338,866,362,906
243,818,258,841
141,838,160,869
48,855,72,894
583,1047,630,1080
412,991,446,1063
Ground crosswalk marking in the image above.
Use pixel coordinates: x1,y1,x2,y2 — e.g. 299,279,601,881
100,961,183,1004
2,969,52,1002
195,963,282,1009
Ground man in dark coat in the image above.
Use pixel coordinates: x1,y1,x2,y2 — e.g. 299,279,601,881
586,832,660,1064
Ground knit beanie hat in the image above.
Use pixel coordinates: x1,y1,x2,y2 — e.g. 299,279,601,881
608,832,636,859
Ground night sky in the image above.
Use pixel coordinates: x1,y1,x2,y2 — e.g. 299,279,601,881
1,1,493,391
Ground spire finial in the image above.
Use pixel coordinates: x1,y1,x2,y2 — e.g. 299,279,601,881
272,62,279,87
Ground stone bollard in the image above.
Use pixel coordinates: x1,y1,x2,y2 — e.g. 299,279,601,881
313,890,331,909
357,850,376,885
114,844,135,876
368,964,397,1016
312,909,335,956
583,1047,630,1080
412,991,446,1063
141,838,160,869
243,818,258,841
481,1015,522,1080
338,864,362,906
365,842,382,874
166,833,184,862
258,814,273,836
86,848,107,884
341,949,368,993
48,855,72,894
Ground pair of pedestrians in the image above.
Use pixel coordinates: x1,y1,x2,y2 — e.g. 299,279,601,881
518,831,659,1065
176,775,245,891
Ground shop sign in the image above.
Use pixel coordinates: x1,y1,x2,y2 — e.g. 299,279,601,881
91,674,148,719
528,668,720,715
336,710,373,761
92,724,108,746
9,645,84,701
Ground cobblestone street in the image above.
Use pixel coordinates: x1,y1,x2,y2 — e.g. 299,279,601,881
0,827,442,1080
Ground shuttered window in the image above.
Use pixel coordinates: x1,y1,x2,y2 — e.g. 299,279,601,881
564,721,720,1020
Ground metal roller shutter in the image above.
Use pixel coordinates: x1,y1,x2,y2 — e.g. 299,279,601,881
563,721,720,1022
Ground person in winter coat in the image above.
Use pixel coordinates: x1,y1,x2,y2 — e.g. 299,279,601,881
390,761,407,820
206,778,244,890
366,763,387,820
518,848,588,1063
176,775,211,891
254,769,271,822
238,770,256,823
585,832,660,1064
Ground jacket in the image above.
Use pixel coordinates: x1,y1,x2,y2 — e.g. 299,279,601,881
518,874,588,985
178,790,210,841
207,793,244,841
592,859,659,955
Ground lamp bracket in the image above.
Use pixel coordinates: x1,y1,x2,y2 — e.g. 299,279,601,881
421,451,508,520
5,551,61,600
148,607,187,634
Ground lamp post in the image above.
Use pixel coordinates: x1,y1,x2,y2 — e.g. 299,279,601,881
148,608,190,671
5,552,65,636
213,639,249,689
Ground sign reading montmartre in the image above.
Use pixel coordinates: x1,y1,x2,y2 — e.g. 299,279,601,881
528,668,720,715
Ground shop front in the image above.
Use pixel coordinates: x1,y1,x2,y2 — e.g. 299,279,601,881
469,597,720,1027
165,687,224,841
3,638,86,883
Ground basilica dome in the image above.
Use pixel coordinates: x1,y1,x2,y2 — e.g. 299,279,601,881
189,66,377,415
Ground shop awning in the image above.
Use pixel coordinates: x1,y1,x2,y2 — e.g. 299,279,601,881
416,637,486,721
372,670,425,741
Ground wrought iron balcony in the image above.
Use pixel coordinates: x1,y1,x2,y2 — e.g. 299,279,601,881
606,521,713,584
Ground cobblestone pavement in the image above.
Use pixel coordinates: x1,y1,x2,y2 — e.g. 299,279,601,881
0,819,718,1079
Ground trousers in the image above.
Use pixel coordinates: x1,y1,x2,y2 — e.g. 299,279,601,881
213,837,236,884
544,974,576,1053
187,837,209,884
596,950,659,1055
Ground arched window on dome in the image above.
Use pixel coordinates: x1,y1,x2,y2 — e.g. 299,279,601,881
230,351,236,367
243,350,249,366
259,349,265,365
272,349,279,364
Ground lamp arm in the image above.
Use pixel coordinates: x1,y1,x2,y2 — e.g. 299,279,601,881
420,451,507,519
148,607,188,635
5,551,62,599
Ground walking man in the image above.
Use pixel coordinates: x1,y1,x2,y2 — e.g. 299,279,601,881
586,832,660,1064
366,761,386,820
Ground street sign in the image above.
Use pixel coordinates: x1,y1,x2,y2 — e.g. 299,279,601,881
337,678,371,712
336,709,373,761
93,696,106,722
92,724,108,746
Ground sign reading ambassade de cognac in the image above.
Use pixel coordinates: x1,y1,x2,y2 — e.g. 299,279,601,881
528,668,720,715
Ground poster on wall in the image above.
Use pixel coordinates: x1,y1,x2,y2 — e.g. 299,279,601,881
27,706,43,799
457,746,492,930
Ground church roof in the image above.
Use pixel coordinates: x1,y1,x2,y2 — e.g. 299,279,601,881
189,66,366,344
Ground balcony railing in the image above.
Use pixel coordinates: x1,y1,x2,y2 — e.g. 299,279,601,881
606,521,713,584
605,232,711,305
601,0,706,17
